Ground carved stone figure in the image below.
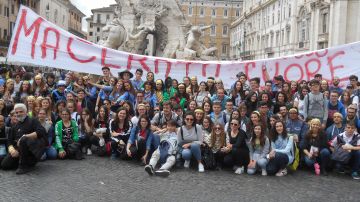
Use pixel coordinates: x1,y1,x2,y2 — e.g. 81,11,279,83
100,0,218,61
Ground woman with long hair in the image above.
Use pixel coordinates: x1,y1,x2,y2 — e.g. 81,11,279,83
247,124,271,176
26,96,36,118
15,80,32,103
273,92,290,114
195,81,210,107
202,116,213,145
294,86,310,116
231,80,246,107
177,83,189,110
143,81,158,108
79,108,95,155
127,114,154,164
178,111,204,172
266,121,294,176
301,118,330,175
155,79,165,106
32,74,48,97
223,119,249,174
110,107,133,159
245,91,258,117
209,123,228,169
202,100,212,116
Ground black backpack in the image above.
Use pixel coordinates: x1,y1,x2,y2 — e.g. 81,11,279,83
201,143,216,170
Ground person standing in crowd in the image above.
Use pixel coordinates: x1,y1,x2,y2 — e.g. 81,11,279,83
131,68,144,91
327,91,346,127
1,104,47,174
303,79,328,128
151,101,182,131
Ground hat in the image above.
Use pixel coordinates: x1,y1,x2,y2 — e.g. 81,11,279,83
57,80,66,87
118,70,134,79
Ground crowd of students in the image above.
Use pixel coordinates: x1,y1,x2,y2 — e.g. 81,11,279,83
0,65,359,179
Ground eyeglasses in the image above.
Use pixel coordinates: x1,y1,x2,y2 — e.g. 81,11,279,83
215,127,221,130
186,118,194,121
104,103,110,105
230,123,238,126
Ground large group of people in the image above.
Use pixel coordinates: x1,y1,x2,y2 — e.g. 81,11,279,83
0,65,359,180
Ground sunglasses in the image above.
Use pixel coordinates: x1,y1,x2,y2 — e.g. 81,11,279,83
186,118,194,121
215,127,221,130
230,123,238,126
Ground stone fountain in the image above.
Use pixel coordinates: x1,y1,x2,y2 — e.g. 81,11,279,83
99,0,218,61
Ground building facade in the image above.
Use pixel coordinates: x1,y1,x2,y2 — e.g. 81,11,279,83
179,0,243,60
86,5,116,43
66,0,86,38
230,0,360,61
0,0,20,56
38,0,69,31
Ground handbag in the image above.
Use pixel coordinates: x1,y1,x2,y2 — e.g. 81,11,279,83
331,134,359,164
201,143,216,170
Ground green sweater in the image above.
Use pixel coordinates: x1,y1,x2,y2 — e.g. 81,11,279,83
53,120,79,152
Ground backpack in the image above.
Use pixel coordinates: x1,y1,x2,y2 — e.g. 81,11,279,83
201,143,217,170
331,134,359,164
288,142,300,171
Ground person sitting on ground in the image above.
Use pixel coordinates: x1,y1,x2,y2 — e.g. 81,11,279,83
127,115,153,164
325,112,345,142
145,120,178,177
266,120,294,177
301,118,331,176
177,111,204,172
53,109,82,160
1,104,47,174
223,118,249,175
247,124,271,176
209,123,228,170
330,121,360,180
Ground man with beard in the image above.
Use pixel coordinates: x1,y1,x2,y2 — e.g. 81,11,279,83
329,76,343,95
1,104,47,174
344,104,360,132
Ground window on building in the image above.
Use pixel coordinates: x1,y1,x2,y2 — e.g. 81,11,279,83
90,23,93,28
188,7,193,16
11,4,14,14
97,14,101,22
97,27,100,32
224,9,228,17
276,32,279,46
4,6,9,17
287,30,290,44
0,4,2,15
222,44,227,54
212,9,216,17
89,32,93,36
0,28,2,39
272,13,274,25
278,11,280,23
106,14,110,20
46,4,50,11
322,13,328,33
288,5,291,17
236,9,240,17
54,9,58,23
210,25,216,36
97,36,100,42
200,7,204,16
223,25,228,36
3,29,7,39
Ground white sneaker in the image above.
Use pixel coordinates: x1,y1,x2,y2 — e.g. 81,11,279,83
198,163,205,172
184,160,190,168
261,169,267,176
232,166,239,171
87,148,92,155
276,168,288,177
234,167,244,175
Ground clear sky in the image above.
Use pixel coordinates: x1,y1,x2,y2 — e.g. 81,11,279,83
70,0,116,32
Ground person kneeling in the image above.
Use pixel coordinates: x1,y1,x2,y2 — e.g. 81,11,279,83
53,109,82,160
145,120,178,177
1,104,47,174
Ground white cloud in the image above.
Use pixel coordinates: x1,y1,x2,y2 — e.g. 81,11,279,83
70,0,116,32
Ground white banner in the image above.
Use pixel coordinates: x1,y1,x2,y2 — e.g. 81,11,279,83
7,6,360,88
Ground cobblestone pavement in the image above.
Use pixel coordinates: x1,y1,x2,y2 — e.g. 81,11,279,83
0,156,359,202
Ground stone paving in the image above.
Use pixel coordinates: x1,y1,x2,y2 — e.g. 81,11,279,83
0,156,359,202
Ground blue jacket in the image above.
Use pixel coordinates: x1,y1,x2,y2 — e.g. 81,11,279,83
271,136,294,165
117,91,135,106
144,91,158,107
128,127,153,150
286,119,308,143
328,101,346,118
325,124,345,141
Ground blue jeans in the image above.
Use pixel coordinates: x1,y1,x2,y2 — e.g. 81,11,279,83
304,148,331,168
247,158,268,175
45,146,58,160
181,143,201,161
